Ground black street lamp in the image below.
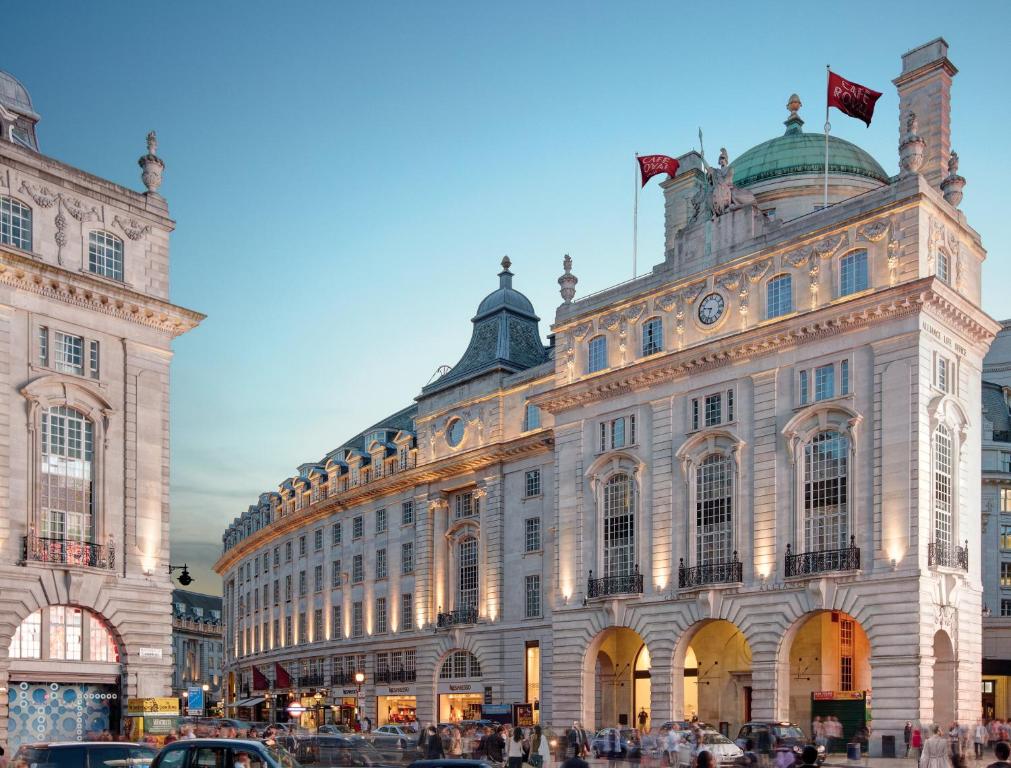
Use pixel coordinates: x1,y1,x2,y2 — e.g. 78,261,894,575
168,563,193,586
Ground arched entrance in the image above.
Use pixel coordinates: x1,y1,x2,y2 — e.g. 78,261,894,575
585,627,650,730
785,611,871,741
677,620,752,735
932,630,955,727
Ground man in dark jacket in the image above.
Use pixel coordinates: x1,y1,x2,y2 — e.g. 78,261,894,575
487,726,506,763
425,726,446,759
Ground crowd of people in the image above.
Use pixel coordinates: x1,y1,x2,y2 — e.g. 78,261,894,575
910,721,1011,768
416,722,554,767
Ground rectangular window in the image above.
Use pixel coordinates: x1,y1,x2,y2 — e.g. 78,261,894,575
727,389,734,422
314,528,323,551
273,580,279,604
799,369,809,405
332,560,342,587
692,398,699,431
1002,453,1011,474
525,469,541,497
704,393,722,427
285,541,292,561
89,340,100,379
352,516,363,539
642,317,663,356
612,416,626,448
332,522,341,546
1001,489,1011,513
454,491,479,519
284,617,292,646
313,564,323,593
273,547,279,567
1001,525,1011,552
352,601,363,638
587,335,607,373
766,274,793,319
54,331,84,375
376,548,388,580
352,554,363,583
375,597,387,634
313,608,322,642
1002,599,1011,617
937,356,949,392
376,508,387,534
525,403,541,430
525,574,541,618
840,250,869,296
401,500,414,525
815,364,835,401
298,613,307,644
285,575,292,602
298,571,307,597
38,326,48,367
1001,561,1011,588
401,593,414,631
401,542,414,574
332,605,342,639
525,517,541,552
299,536,306,557
525,642,541,711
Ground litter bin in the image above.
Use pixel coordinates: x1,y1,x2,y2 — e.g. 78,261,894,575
847,743,861,761
881,734,896,758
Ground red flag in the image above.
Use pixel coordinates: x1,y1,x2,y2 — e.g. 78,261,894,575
274,662,291,689
827,71,882,127
637,154,680,187
252,665,270,691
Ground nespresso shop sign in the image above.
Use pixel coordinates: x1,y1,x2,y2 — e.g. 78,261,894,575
437,681,479,694
377,686,415,696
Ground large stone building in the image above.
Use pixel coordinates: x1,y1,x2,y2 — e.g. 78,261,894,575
171,590,224,709
216,39,997,752
0,71,202,750
981,321,1011,719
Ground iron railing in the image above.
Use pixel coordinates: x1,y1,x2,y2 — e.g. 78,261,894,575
437,607,478,628
678,553,743,589
587,566,644,598
22,534,115,570
375,669,417,684
785,537,860,577
331,671,363,686
928,540,969,570
299,672,326,687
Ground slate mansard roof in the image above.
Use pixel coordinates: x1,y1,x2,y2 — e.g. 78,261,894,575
982,380,1011,440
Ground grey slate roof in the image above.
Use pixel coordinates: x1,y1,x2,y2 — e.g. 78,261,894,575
982,380,1010,438
172,589,222,620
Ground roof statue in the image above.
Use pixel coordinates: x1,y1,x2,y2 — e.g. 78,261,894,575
558,254,578,304
138,129,165,194
707,147,757,218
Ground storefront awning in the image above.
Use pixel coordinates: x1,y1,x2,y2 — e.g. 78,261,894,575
229,697,265,708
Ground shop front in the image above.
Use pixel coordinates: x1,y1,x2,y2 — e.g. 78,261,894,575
331,686,364,726
376,685,416,726
437,681,485,723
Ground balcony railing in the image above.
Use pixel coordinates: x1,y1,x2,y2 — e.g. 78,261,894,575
785,537,860,577
298,672,326,687
22,534,115,570
587,566,644,599
678,553,743,589
375,669,417,684
928,540,969,570
331,671,363,686
437,608,478,628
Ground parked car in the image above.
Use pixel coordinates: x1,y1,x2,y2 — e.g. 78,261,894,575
319,723,354,735
152,738,300,768
590,728,641,758
371,723,420,750
735,723,825,766
15,741,159,768
676,730,744,768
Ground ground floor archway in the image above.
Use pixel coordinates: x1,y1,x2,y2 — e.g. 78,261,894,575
677,620,752,736
932,629,955,727
585,627,650,730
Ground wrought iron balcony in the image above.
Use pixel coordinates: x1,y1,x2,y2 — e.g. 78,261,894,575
587,566,644,598
785,537,860,577
331,671,360,686
22,533,115,570
299,672,326,687
375,669,417,684
678,553,743,589
437,607,478,628
928,540,969,570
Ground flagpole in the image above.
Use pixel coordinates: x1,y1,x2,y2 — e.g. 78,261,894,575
633,153,639,279
824,64,830,210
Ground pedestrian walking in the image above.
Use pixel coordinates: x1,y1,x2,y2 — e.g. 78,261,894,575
913,727,924,760
425,725,445,760
507,727,525,768
976,722,989,759
905,722,913,757
921,727,951,768
985,741,1010,768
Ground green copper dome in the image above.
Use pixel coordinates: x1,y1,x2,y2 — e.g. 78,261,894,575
731,112,889,188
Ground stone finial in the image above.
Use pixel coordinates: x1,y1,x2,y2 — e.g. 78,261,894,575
898,111,926,176
501,255,512,272
940,149,966,208
498,255,513,289
787,94,802,116
784,94,804,134
138,130,165,195
558,253,578,303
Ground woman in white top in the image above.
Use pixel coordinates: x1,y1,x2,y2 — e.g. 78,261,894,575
507,727,526,768
532,724,552,768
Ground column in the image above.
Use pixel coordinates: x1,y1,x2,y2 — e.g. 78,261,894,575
749,654,788,722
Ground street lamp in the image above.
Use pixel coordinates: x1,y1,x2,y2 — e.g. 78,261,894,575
354,671,365,722
168,563,193,586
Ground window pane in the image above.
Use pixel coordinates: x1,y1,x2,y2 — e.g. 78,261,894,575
88,231,124,281
815,364,835,401
934,425,953,549
1,196,32,251
696,454,733,564
804,431,849,551
40,407,95,545
458,538,478,610
642,317,663,356
588,336,607,373
603,473,634,577
766,274,793,319
840,250,868,296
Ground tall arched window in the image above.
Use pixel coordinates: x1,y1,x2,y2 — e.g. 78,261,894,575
88,230,124,281
1,195,32,251
9,606,118,662
696,454,733,564
839,250,869,296
933,424,953,550
603,473,635,576
766,274,793,318
458,536,478,611
587,335,608,373
803,430,849,551
40,406,95,543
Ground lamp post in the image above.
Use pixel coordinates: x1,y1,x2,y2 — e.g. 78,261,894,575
354,671,365,725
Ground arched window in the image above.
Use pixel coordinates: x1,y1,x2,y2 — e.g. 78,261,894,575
88,230,124,281
1,195,32,251
696,454,733,564
766,274,793,319
8,606,118,662
439,649,482,679
40,406,95,543
803,430,849,551
603,473,635,577
642,317,663,356
839,250,869,296
933,424,953,549
587,335,608,373
458,536,478,611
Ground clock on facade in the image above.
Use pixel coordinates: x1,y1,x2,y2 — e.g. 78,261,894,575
698,292,726,325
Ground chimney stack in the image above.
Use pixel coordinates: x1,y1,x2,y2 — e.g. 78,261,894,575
893,38,957,189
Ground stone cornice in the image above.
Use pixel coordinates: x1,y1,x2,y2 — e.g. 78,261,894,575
533,277,1000,414
0,246,204,337
214,430,554,574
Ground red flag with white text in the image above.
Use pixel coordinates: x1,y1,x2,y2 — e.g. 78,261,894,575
827,70,882,126
637,154,680,187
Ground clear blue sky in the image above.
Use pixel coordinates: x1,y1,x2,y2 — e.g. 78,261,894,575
7,1,1010,593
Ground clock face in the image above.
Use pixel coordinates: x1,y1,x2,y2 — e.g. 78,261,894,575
698,292,726,325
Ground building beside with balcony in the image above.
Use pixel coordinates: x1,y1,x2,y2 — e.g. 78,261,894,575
216,39,995,752
172,590,224,709
981,320,1011,719
0,71,203,752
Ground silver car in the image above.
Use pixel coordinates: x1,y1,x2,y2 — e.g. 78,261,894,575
371,724,420,750
677,731,744,768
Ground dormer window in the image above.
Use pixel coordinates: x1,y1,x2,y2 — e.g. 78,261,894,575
10,124,33,149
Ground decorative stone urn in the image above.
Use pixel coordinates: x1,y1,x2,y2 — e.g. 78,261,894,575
138,130,165,194
558,253,578,303
898,112,926,175
940,150,966,207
